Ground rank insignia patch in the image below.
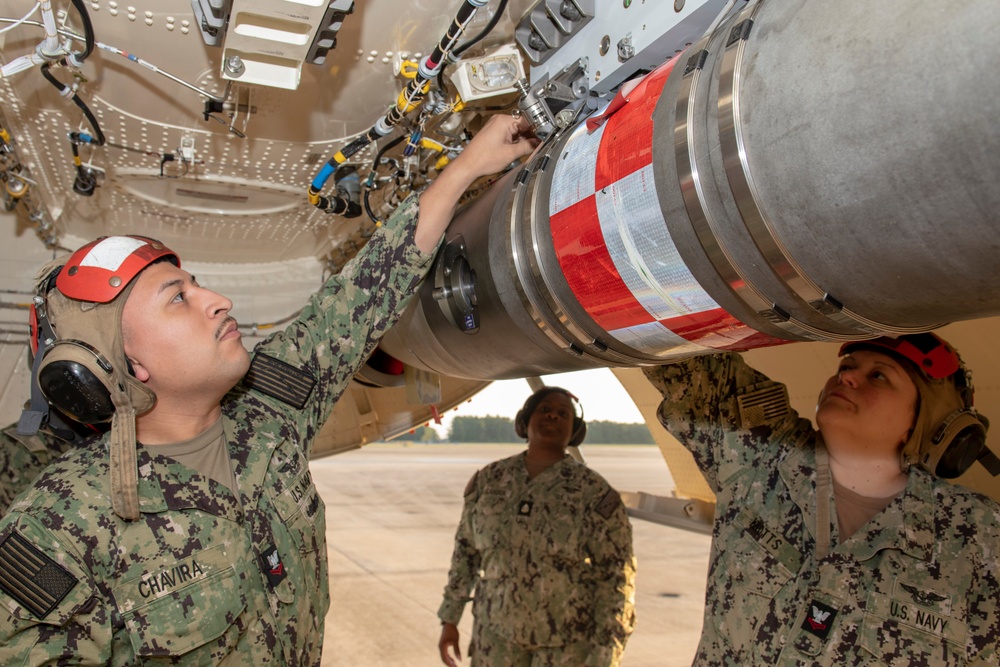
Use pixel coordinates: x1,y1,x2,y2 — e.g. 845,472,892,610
802,599,838,640
259,545,287,589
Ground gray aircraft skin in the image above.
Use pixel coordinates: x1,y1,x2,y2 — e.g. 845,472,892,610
0,0,997,515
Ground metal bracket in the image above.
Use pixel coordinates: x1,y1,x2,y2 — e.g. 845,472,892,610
515,59,594,140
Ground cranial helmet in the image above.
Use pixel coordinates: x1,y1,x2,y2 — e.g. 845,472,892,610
838,332,996,479
514,386,587,447
21,235,179,520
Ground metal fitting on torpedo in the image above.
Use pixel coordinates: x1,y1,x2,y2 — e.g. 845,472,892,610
432,236,479,334
514,60,594,141
308,166,362,217
333,168,362,218
515,78,555,140
0,126,28,208
3,166,29,209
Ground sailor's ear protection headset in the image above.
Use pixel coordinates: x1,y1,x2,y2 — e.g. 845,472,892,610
839,333,997,479
28,267,117,425
21,235,178,431
927,364,995,479
514,387,587,447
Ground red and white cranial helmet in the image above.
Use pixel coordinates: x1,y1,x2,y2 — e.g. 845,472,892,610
56,235,179,303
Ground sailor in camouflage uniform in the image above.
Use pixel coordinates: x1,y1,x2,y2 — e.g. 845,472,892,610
0,425,72,516
643,333,1000,666
0,114,538,666
438,387,637,667
1,400,109,517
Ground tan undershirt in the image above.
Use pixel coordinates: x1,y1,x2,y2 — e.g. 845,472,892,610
832,477,899,540
151,418,238,496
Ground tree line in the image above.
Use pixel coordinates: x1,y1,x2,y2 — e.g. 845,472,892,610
392,415,655,445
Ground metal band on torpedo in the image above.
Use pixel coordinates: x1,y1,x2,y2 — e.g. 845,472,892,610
504,148,632,365
526,155,637,364
673,31,826,342
504,152,579,355
715,2,940,337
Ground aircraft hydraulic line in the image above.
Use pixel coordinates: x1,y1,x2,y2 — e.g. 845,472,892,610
308,0,490,214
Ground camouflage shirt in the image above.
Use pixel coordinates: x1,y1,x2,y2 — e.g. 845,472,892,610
0,195,435,666
643,353,1000,666
0,425,73,517
438,452,637,662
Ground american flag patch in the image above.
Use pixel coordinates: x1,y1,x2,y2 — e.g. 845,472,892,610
0,530,77,619
244,353,316,409
595,489,622,520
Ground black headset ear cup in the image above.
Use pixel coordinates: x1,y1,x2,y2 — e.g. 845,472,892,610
928,410,988,479
514,409,527,439
568,416,587,447
37,340,117,424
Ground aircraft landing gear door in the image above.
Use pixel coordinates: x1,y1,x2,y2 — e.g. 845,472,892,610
433,235,479,334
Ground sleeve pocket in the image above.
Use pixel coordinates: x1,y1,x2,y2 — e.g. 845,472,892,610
271,464,325,555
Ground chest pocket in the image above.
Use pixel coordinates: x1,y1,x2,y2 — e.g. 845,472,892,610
859,580,968,666
113,544,249,665
710,509,799,655
726,508,801,595
536,495,584,568
472,489,510,554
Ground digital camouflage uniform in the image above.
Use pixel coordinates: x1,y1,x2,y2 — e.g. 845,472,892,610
438,452,637,667
0,425,72,516
643,353,1000,666
0,195,435,666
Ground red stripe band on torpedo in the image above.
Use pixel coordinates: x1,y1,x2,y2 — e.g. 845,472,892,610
594,58,676,190
551,61,680,333
657,309,786,351
549,54,785,354
660,308,747,340
550,196,652,331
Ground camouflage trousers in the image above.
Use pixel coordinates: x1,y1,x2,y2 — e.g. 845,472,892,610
470,621,622,667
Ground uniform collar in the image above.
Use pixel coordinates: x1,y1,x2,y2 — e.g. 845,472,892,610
780,439,819,541
840,468,935,562
780,439,935,563
133,444,242,520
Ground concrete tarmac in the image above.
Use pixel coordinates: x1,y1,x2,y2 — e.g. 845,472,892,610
312,443,711,666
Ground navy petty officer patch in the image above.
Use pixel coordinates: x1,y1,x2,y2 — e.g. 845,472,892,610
260,545,287,589
802,599,838,640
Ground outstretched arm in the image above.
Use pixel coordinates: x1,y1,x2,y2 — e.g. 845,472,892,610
415,114,538,253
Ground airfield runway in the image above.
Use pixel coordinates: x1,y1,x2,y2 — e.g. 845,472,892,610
312,443,711,666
